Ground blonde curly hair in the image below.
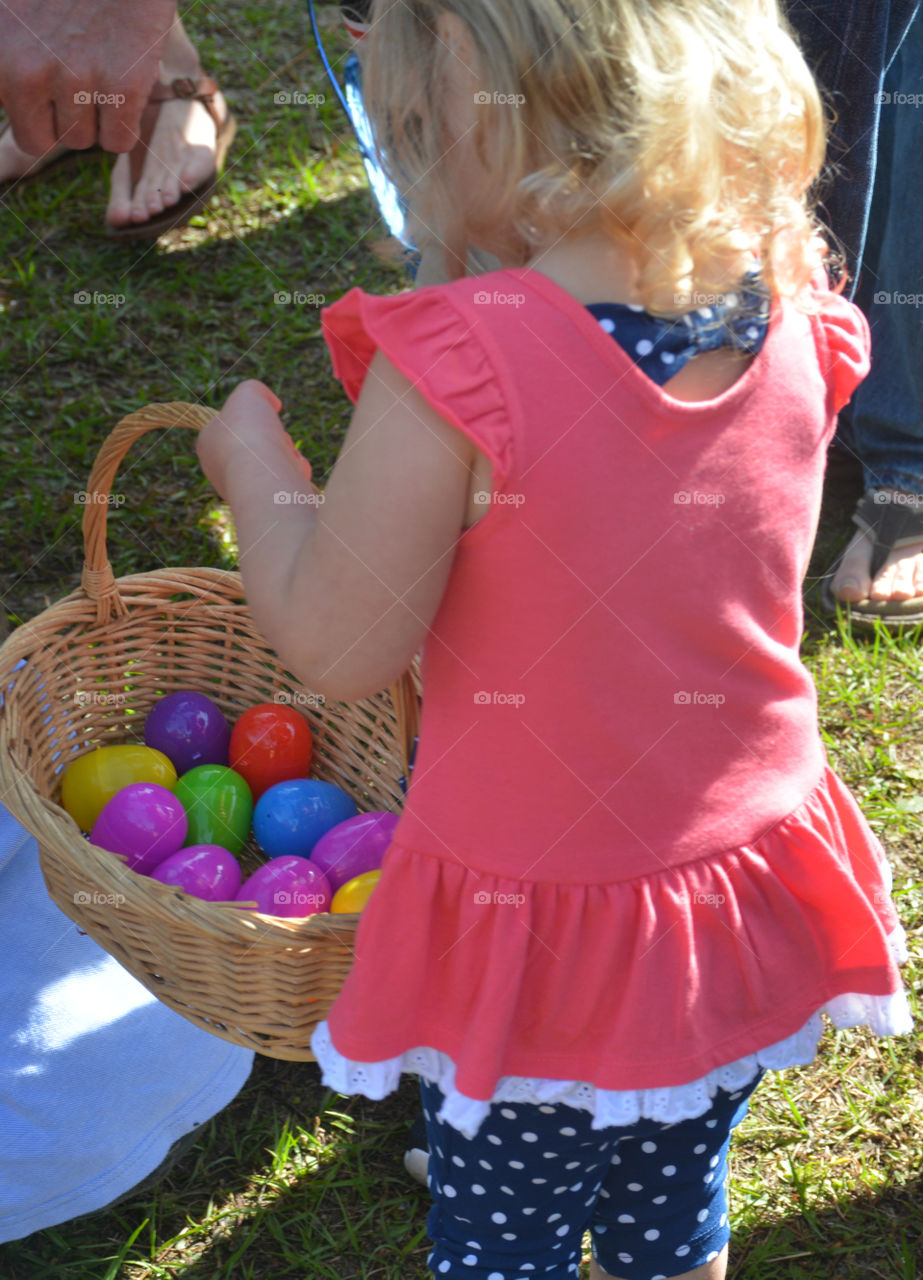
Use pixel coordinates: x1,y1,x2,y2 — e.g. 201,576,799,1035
361,0,828,312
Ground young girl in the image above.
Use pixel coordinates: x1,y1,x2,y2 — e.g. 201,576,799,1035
197,2,911,1276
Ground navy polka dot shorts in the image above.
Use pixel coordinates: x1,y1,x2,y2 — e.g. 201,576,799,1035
420,1072,762,1280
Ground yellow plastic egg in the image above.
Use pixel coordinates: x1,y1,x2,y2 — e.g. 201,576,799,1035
61,744,178,832
330,869,382,914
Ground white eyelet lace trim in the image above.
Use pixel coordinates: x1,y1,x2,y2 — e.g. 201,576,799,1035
311,927,912,1139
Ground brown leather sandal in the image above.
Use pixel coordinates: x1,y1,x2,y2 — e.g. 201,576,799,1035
106,75,236,241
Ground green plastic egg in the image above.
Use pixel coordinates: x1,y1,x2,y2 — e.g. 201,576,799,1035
173,764,253,856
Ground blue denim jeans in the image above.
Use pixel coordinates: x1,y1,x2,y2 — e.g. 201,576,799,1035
786,3,923,493
786,1,920,289
841,15,923,494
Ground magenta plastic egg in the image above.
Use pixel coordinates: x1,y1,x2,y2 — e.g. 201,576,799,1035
234,855,331,918
150,844,242,901
144,690,230,775
310,810,398,893
90,783,188,875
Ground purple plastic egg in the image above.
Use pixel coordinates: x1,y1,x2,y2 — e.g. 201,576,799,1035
150,844,242,901
234,855,331,918
90,782,188,875
310,810,398,893
144,690,230,775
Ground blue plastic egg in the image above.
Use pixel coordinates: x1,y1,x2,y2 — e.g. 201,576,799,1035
252,779,358,859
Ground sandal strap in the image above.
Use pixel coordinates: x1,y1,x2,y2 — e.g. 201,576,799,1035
129,75,224,187
852,490,923,580
146,76,223,129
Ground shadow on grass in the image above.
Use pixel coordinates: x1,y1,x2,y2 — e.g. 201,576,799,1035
3,1081,918,1280
731,1171,922,1280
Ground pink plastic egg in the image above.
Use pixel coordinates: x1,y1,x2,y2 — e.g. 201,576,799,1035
310,810,398,893
150,844,242,901
234,855,331,918
90,782,188,875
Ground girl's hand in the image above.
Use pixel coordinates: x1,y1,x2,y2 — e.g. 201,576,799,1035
197,380,313,501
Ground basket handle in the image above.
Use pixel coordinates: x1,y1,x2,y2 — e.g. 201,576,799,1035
79,401,421,775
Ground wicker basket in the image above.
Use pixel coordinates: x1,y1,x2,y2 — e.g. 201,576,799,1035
0,403,420,1060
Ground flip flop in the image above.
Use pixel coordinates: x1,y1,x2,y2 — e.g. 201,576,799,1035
106,75,236,241
820,490,923,629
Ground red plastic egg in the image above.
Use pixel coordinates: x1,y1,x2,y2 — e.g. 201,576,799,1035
229,703,313,800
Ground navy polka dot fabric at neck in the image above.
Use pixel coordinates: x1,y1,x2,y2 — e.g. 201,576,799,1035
586,275,770,387
420,1073,762,1280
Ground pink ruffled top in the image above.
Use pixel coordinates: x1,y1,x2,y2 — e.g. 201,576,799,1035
313,268,909,1123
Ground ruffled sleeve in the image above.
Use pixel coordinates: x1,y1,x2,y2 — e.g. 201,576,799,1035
321,285,515,491
810,275,871,414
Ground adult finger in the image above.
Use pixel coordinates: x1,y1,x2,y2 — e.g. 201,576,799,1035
0,63,60,154
95,78,156,154
49,83,103,152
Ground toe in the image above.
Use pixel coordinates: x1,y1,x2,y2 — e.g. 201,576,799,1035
159,173,182,209
105,153,135,226
870,541,923,602
833,530,873,602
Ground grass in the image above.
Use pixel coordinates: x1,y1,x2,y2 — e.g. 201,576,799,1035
0,2,921,1277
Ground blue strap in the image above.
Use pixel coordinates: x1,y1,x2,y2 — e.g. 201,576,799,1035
306,0,418,264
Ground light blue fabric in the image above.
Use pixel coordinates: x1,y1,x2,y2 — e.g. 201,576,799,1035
0,805,254,1243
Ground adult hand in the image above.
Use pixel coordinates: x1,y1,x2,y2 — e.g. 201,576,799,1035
0,0,177,156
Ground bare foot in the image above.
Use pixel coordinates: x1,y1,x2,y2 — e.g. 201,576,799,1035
832,496,923,605
0,124,69,183
105,17,226,228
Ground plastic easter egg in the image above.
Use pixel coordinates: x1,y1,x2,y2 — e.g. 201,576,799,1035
310,810,397,893
234,855,331,917
173,765,253,856
229,702,313,800
330,869,382,914
150,844,242,901
61,744,177,833
253,779,358,859
89,782,188,874
144,690,230,775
